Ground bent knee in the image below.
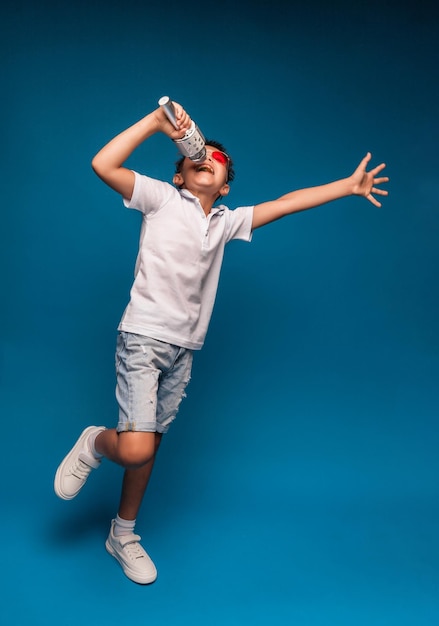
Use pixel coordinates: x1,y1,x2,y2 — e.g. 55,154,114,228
116,432,156,468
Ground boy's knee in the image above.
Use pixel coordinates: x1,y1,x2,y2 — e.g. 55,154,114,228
116,432,157,468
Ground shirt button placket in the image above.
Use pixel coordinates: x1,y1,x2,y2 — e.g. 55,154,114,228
202,215,210,250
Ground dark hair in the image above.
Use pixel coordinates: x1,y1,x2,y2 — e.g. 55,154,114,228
174,139,235,183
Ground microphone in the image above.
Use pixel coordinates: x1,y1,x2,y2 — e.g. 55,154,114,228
158,96,206,163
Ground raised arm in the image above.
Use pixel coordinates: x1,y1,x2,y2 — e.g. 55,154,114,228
252,153,389,230
91,103,191,200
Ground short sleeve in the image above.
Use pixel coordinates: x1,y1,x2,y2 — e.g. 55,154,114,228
123,171,176,215
224,205,254,243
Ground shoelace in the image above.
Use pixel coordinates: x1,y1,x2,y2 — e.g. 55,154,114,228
123,541,146,561
71,458,93,480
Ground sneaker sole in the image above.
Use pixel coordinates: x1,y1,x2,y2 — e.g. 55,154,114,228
54,426,101,500
105,539,157,585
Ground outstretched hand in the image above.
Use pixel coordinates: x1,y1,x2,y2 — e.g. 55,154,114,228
351,153,389,207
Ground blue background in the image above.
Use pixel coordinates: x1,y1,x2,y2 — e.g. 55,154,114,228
1,0,438,624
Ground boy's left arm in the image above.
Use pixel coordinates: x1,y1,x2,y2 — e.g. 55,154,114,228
252,153,389,230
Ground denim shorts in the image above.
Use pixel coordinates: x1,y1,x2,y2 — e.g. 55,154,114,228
115,331,193,434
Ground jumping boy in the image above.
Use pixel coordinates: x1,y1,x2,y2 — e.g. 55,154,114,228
54,101,388,584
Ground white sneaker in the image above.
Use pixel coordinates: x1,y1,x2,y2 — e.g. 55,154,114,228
105,520,157,584
54,426,105,500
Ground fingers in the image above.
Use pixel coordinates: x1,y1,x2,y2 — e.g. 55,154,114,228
368,185,388,208
367,194,382,208
373,176,389,185
361,154,388,179
371,187,388,196
367,181,388,209
358,152,372,169
370,162,387,176
172,101,191,130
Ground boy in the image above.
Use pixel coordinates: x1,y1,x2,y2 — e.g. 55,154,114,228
54,101,388,584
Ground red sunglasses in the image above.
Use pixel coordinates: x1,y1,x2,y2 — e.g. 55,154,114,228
209,150,229,166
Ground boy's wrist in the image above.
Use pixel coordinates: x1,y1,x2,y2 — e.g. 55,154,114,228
344,174,357,197
144,109,163,133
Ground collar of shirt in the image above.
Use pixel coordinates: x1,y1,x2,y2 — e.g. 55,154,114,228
179,189,226,216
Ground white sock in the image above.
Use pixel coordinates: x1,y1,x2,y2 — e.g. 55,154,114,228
113,514,136,537
89,431,103,459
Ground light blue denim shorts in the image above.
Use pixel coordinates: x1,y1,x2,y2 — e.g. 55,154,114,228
115,331,193,434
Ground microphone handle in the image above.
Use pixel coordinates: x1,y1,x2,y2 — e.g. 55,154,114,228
158,96,179,129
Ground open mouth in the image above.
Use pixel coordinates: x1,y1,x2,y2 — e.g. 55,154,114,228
196,164,214,174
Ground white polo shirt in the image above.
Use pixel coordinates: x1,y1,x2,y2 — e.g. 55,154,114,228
118,172,254,350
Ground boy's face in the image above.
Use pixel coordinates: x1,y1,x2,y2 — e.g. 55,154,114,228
173,146,230,199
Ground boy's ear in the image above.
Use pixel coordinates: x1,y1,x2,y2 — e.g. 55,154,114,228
220,183,230,197
173,172,184,187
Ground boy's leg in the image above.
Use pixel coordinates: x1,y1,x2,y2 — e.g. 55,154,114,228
117,432,163,520
54,427,162,584
104,432,162,585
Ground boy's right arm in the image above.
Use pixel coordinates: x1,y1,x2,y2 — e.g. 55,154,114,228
91,104,191,201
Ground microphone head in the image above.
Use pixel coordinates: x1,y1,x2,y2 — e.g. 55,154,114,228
174,121,206,162
189,147,207,163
